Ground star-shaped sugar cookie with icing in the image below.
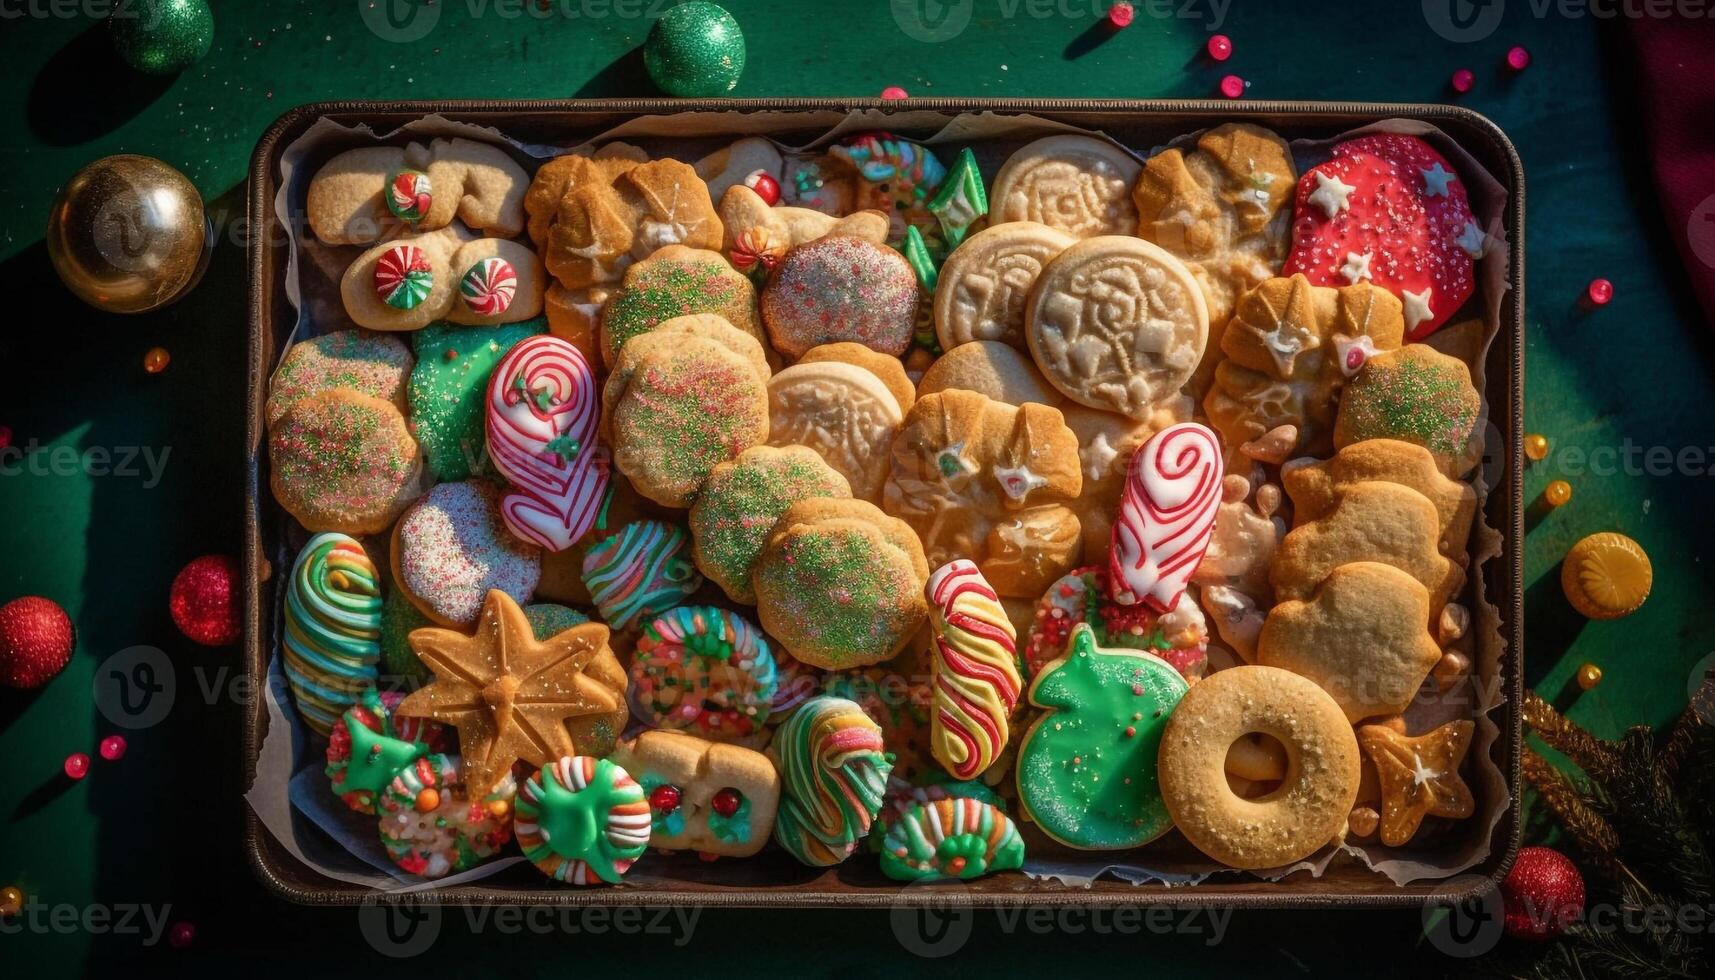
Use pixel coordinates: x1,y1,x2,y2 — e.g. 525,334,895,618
1357,720,1476,846
398,589,628,796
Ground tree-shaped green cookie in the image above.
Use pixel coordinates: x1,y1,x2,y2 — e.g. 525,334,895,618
1014,623,1189,850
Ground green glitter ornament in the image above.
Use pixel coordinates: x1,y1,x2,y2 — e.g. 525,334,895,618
643,2,747,98
109,0,213,76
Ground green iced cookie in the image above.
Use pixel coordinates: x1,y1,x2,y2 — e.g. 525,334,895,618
407,317,544,481
379,586,432,687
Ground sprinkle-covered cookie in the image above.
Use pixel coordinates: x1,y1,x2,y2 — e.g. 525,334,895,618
631,605,779,743
408,317,543,482
391,479,542,627
1333,344,1481,477
266,329,413,428
378,754,517,879
597,245,762,369
689,444,852,604
760,235,919,359
269,388,423,536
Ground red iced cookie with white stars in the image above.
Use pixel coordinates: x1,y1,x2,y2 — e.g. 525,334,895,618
1283,135,1478,341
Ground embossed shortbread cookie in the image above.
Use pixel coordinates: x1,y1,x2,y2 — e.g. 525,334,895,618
933,221,1075,351
916,341,1062,407
990,136,1142,238
766,361,904,503
1025,235,1208,419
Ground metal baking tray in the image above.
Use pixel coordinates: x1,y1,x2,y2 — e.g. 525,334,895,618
244,99,1525,908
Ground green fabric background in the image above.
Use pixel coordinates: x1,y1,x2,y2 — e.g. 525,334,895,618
2,1,1714,975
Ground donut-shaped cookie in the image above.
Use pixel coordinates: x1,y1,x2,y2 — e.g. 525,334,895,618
269,389,424,536
580,520,703,630
990,136,1142,238
266,329,413,428
391,480,542,627
759,235,918,358
283,533,383,735
767,695,894,866
631,606,780,743
1157,665,1361,870
934,221,1075,351
515,755,652,885
377,754,517,879
1025,235,1209,420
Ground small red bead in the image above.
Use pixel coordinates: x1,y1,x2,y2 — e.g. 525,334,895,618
1450,69,1475,94
879,85,909,100
1585,278,1613,306
711,788,742,817
0,425,11,451
99,735,127,761
1106,1,1134,27
1206,34,1232,61
168,922,195,949
1218,74,1245,100
1506,45,1531,71
648,784,681,814
64,752,90,780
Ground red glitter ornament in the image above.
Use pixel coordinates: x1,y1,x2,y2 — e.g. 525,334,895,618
879,85,908,100
1584,278,1613,307
64,752,90,780
1506,45,1531,71
649,783,682,815
711,787,741,817
169,554,242,647
1502,846,1585,940
1106,2,1133,28
0,596,75,689
1206,34,1232,61
168,921,196,949
1450,69,1475,94
99,735,128,761
1218,74,1245,99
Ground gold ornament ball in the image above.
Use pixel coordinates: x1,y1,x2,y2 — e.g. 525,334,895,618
1543,479,1573,508
1524,433,1549,461
47,155,209,314
143,346,172,374
1577,663,1603,690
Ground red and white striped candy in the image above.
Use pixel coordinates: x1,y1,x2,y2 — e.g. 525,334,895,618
485,336,607,552
459,257,518,317
1109,422,1223,613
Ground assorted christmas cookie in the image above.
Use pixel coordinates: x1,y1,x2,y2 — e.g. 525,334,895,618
441,239,545,326
529,156,723,290
377,754,518,879
630,605,780,743
484,335,607,552
1060,406,1162,564
915,340,1062,407
752,498,930,670
1023,566,1209,682
926,560,1021,782
1158,665,1361,869
265,329,413,428
398,589,629,796
1333,344,1482,478
307,137,529,245
1357,719,1476,847
269,389,423,536
596,245,763,369
759,235,919,358
1025,236,1209,419
828,132,948,244
341,229,544,331
609,730,782,858
1110,422,1224,615
1281,439,1477,565
580,520,703,631
765,360,903,502
408,318,544,482
325,688,448,814
716,183,889,277
879,796,1025,882
1015,624,1188,850
1271,480,1462,617
282,533,384,734
515,756,652,884
990,135,1142,238
693,136,785,204
688,445,852,604
795,341,917,415
1284,134,1477,340
933,221,1075,352
883,389,1083,600
391,479,542,627
824,653,936,782
768,695,895,866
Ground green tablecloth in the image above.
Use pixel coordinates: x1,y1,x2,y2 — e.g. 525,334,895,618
3,1,1714,974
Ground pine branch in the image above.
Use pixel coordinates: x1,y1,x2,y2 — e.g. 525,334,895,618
1585,729,1715,906
1524,692,1622,780
1656,671,1714,785
1523,747,1620,876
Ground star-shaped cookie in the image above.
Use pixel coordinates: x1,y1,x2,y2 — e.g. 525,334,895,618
1357,719,1475,847
397,589,628,795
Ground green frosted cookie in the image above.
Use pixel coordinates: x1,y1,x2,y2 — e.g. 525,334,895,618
524,602,591,639
407,317,543,481
379,586,432,687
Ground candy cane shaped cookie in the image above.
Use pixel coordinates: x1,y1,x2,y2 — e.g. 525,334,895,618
1110,422,1223,612
485,335,607,551
927,560,1021,781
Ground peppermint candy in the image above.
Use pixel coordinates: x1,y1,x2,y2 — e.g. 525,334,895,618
373,244,433,310
1109,422,1223,613
459,257,518,317
484,335,606,551
386,169,432,222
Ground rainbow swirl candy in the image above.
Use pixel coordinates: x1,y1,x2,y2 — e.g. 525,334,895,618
377,754,516,879
1110,422,1223,613
485,335,607,552
282,533,382,735
515,756,652,885
374,243,433,310
631,606,779,743
386,169,432,222
768,695,894,867
580,520,703,630
879,796,1025,881
927,560,1021,782
460,256,517,317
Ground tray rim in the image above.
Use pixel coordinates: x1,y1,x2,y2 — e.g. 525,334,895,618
243,97,1526,910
